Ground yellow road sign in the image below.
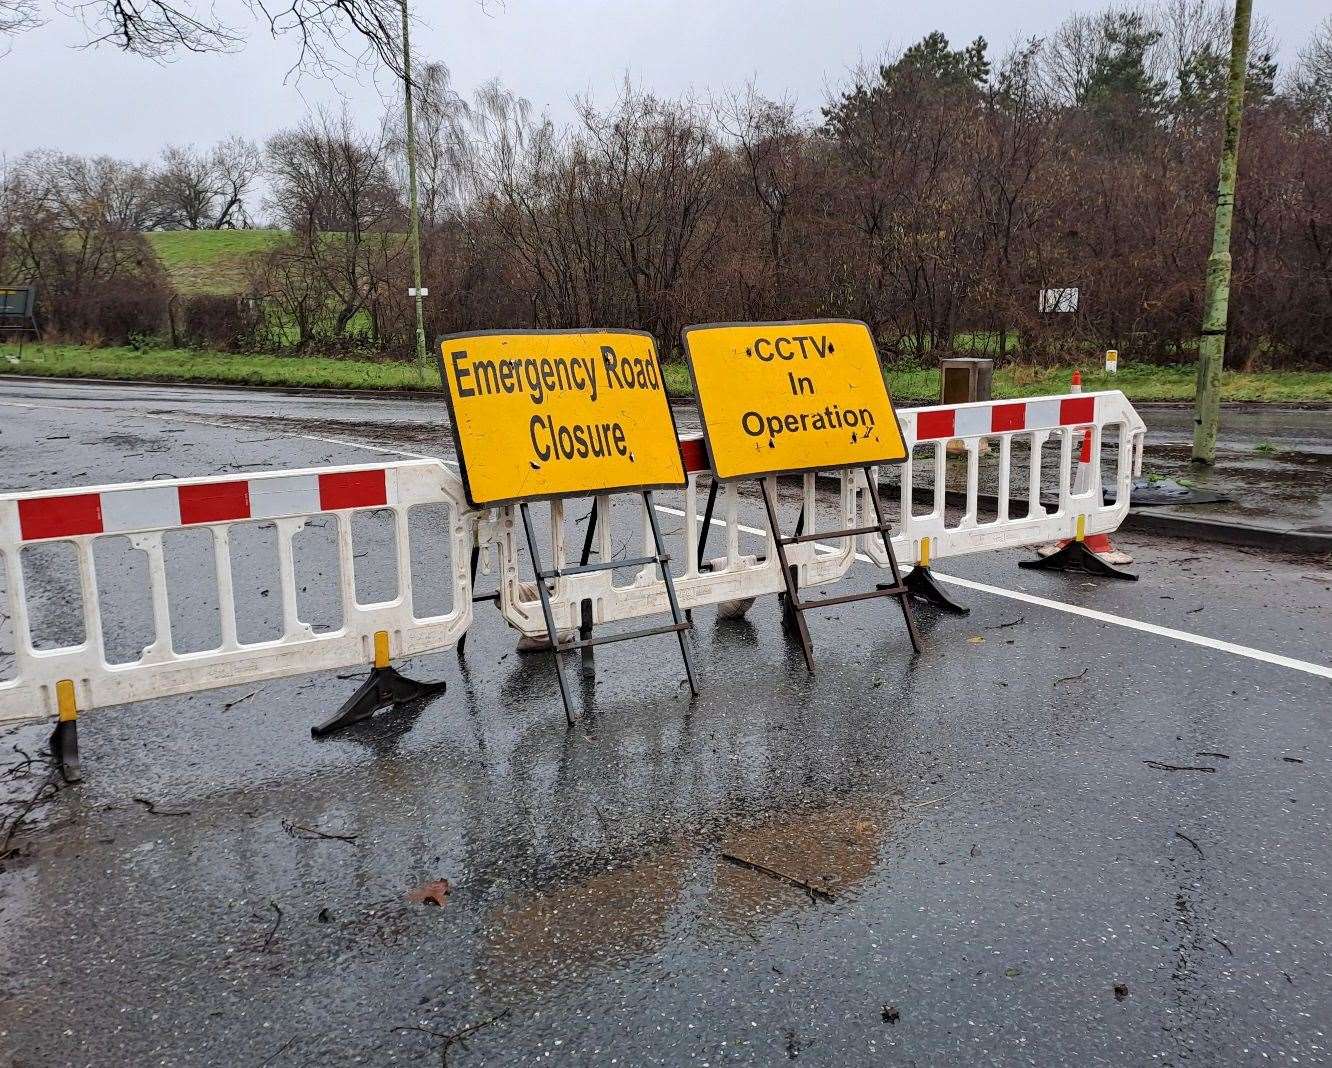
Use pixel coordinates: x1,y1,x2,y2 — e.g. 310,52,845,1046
437,329,686,507
682,319,907,479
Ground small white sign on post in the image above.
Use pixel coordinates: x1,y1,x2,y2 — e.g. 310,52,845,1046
1105,349,1118,373
407,287,429,298
1039,287,1079,313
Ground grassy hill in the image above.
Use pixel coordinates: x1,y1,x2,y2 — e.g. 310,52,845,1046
146,230,283,296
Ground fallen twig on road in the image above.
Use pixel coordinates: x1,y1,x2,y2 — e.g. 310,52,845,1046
1213,936,1234,956
1054,668,1089,687
281,819,359,844
262,902,283,952
1175,831,1205,858
394,1008,510,1067
987,616,1025,630
1196,751,1230,760
1144,761,1216,773
908,795,952,809
223,690,260,711
0,776,59,859
257,1036,298,1066
133,797,191,817
719,851,836,904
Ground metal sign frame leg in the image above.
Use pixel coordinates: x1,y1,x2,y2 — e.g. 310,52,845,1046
644,489,699,696
758,469,921,674
862,467,923,650
519,494,697,728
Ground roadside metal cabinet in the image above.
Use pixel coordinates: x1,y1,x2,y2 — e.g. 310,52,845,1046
939,357,993,406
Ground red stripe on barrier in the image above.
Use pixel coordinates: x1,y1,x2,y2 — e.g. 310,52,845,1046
1060,396,1095,425
179,481,250,525
18,493,103,541
916,409,955,440
319,469,387,511
990,402,1027,433
678,433,710,474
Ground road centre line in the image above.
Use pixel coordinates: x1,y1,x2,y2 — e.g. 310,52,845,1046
5,395,1328,682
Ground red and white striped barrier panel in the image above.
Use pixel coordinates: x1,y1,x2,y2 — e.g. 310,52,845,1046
862,389,1145,569
0,459,472,726
13,468,391,542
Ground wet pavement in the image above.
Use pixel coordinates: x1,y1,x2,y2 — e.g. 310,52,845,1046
1135,406,1332,533
0,379,1329,1067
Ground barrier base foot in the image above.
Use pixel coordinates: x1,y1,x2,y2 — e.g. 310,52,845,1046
892,566,970,615
49,719,83,784
311,667,447,738
1019,539,1137,581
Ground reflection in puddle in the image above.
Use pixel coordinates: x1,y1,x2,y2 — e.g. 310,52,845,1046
475,797,894,997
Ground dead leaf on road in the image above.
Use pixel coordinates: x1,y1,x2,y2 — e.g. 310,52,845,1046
406,879,452,907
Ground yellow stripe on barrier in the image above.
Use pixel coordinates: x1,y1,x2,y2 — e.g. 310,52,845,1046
1075,515,1087,542
919,539,931,568
56,679,77,722
373,630,391,669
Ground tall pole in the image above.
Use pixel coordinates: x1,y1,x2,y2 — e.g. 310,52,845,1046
1191,0,1253,465
400,0,428,376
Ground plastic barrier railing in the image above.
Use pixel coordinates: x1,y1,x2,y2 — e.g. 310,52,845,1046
487,390,1145,637
480,470,865,638
0,459,472,727
861,389,1146,568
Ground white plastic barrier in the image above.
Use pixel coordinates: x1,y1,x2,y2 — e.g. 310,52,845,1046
478,469,865,638
861,389,1146,568
485,391,1145,635
0,459,472,726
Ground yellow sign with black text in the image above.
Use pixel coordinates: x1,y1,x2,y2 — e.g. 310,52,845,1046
682,319,907,480
437,329,685,507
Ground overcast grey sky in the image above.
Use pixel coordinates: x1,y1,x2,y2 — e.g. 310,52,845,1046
5,0,1324,159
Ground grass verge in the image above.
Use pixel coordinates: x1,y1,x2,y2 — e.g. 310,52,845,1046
3,343,1330,404
146,231,284,296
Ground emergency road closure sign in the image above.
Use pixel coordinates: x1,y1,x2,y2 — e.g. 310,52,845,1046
682,319,908,479
437,329,686,507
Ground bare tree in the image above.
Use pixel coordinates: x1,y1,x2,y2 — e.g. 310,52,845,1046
385,61,472,229
717,88,817,302
263,108,402,338
1,0,403,80
2,152,168,340
1290,15,1332,127
0,0,42,53
18,151,157,230
152,136,262,229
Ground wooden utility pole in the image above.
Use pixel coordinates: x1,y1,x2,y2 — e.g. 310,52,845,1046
399,0,429,376
1192,0,1253,464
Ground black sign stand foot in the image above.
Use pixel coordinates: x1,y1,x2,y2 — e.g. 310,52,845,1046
311,667,446,737
49,717,83,784
519,494,697,727
759,468,921,673
1019,538,1137,581
893,565,971,615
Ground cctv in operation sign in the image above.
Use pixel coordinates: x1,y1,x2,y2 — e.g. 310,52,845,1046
682,319,908,480
437,329,686,507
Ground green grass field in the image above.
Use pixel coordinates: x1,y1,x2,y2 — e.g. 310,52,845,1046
146,230,284,295
4,343,1330,403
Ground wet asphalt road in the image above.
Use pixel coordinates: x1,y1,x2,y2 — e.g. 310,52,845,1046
0,379,1329,1067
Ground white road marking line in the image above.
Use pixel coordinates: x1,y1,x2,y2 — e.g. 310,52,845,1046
927,572,1332,681
649,501,1332,682
7,392,1328,681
